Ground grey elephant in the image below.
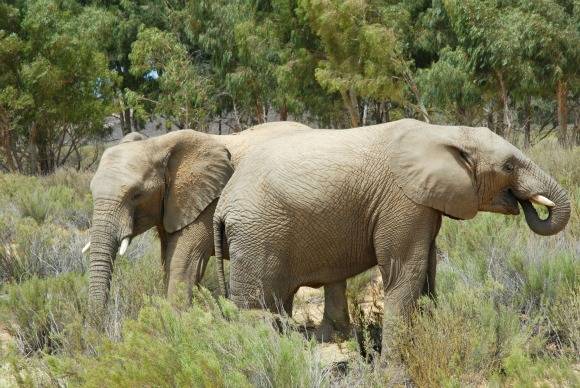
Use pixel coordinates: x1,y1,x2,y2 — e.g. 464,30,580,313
85,122,352,336
214,119,570,354
86,123,306,311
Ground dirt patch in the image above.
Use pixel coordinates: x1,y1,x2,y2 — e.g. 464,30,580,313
0,322,17,388
0,323,15,353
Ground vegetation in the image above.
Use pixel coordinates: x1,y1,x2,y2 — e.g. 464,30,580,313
0,142,577,386
0,0,578,386
1,0,579,174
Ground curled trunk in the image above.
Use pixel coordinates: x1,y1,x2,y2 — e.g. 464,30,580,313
517,168,570,236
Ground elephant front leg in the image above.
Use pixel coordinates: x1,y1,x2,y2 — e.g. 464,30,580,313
421,241,437,300
375,224,433,365
164,207,215,304
316,281,351,341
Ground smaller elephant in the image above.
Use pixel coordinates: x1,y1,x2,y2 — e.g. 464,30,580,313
214,119,570,354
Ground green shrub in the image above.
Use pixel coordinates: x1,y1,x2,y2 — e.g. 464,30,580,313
549,283,580,356
51,292,327,387
0,274,88,355
0,171,92,228
0,216,88,283
104,234,165,339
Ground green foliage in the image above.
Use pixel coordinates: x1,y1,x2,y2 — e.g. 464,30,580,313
417,47,483,124
47,293,324,387
299,0,409,126
0,273,88,354
129,27,215,129
0,0,115,174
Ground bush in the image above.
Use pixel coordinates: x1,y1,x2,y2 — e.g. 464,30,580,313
0,274,88,355
104,232,165,340
0,216,88,283
0,141,578,387
50,292,327,387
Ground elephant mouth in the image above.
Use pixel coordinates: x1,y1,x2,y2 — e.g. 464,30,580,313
497,190,555,217
503,190,521,215
480,189,520,215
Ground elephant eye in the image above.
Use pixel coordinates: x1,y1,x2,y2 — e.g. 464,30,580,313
458,149,471,165
503,161,514,172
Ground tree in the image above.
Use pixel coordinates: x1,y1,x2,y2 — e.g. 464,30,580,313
443,0,580,144
164,0,279,129
0,0,114,174
129,27,215,130
417,47,483,125
93,0,168,135
299,0,409,127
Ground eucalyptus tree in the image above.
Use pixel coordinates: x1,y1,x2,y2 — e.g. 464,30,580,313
0,0,114,174
129,27,215,130
298,0,409,128
91,0,168,134
444,0,579,144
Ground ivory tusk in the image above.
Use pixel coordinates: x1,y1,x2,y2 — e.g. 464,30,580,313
82,241,90,254
118,238,130,256
530,194,555,208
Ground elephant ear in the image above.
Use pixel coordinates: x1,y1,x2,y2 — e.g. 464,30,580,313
119,132,147,144
162,134,233,233
388,125,478,220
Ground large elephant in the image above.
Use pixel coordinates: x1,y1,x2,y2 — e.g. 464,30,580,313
86,122,352,322
214,119,570,354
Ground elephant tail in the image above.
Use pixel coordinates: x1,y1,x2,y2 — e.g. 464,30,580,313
213,215,228,298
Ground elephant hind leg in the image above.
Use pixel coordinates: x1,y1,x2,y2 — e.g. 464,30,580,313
229,274,294,317
317,281,351,341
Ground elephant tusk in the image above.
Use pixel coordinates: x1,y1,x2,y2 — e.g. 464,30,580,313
530,194,555,208
118,238,130,256
82,241,91,254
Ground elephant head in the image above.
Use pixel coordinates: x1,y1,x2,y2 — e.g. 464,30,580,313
86,130,233,316
388,120,570,235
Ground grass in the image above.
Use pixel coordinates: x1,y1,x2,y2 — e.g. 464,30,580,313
0,140,578,386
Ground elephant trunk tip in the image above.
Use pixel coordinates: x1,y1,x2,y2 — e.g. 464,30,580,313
518,189,570,236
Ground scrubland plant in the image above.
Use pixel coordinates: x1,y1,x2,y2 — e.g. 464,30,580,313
0,144,577,387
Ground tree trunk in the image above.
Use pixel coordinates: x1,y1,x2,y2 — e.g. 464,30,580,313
37,134,52,175
0,106,17,172
362,103,368,126
556,79,568,147
574,107,579,146
120,108,132,136
486,104,494,133
28,123,40,174
279,105,288,121
255,100,265,124
340,89,359,128
496,71,511,139
495,99,504,137
403,69,430,123
523,96,531,149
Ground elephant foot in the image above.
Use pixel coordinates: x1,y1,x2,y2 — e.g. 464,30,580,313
315,317,352,342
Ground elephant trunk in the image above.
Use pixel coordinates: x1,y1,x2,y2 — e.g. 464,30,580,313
516,165,570,236
88,201,124,320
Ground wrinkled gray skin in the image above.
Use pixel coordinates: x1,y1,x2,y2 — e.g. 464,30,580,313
86,122,357,329
214,119,570,353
